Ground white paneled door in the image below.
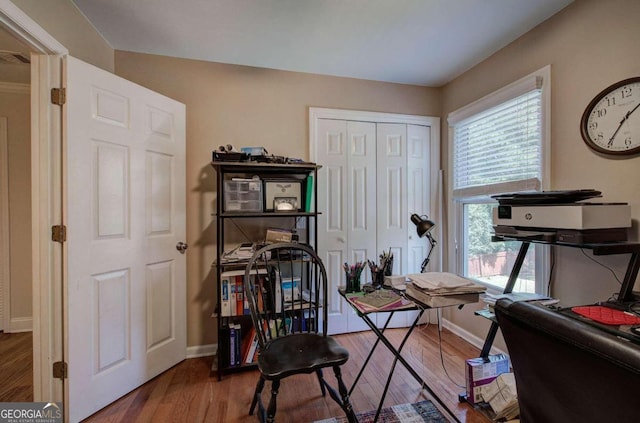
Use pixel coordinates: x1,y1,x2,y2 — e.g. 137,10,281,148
65,56,186,422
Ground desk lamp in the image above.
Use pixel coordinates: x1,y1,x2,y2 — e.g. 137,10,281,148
410,213,436,273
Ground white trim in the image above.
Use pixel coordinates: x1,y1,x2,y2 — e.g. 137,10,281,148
0,2,66,405
441,317,507,357
186,344,217,359
31,53,64,404
0,117,8,332
309,107,439,127
8,316,32,333
0,0,67,55
0,82,29,94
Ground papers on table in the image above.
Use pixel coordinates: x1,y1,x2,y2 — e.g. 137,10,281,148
404,272,486,308
407,272,486,295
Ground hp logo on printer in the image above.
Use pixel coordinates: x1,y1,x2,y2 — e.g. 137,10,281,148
525,213,533,220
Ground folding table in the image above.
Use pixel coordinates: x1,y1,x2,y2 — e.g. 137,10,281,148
340,289,461,423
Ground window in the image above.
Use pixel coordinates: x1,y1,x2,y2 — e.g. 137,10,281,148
448,66,550,294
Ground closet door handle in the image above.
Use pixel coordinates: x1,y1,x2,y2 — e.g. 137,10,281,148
337,237,346,244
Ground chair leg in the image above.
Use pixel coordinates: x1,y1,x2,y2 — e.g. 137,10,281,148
315,369,327,396
332,366,358,423
250,376,265,416
267,379,280,423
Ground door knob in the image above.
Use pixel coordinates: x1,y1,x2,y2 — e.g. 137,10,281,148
176,242,188,254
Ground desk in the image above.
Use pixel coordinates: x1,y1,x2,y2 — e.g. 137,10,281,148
340,289,460,423
479,235,640,359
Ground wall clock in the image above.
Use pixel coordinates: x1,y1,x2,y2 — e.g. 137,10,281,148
580,77,640,156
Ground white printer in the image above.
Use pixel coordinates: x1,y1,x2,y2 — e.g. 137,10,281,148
492,203,631,230
491,190,631,243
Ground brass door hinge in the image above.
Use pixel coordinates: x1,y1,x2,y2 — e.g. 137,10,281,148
53,361,67,379
51,88,66,105
52,225,66,243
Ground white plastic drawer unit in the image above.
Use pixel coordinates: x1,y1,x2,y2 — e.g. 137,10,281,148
224,179,263,212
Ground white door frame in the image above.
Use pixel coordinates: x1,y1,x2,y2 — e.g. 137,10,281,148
0,116,8,332
0,0,68,402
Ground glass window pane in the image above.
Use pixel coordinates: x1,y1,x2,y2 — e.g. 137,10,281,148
463,203,536,293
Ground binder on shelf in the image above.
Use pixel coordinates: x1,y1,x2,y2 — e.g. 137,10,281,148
229,324,237,366
235,276,244,315
221,269,267,316
230,282,237,316
221,277,231,317
244,327,259,364
305,174,314,212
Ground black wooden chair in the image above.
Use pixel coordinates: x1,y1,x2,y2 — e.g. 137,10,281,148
243,242,357,423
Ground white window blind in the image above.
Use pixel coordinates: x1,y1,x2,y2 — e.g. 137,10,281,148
450,77,543,198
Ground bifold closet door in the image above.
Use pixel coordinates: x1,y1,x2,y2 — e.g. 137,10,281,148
316,119,376,334
316,119,431,334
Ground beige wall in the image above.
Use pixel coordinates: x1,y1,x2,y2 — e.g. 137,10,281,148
115,51,440,346
12,0,114,72
0,88,31,321
441,0,640,349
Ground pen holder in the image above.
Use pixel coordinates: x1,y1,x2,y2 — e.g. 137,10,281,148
384,257,394,276
371,270,385,289
346,273,361,293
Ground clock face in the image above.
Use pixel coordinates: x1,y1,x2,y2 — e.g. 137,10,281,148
581,77,640,155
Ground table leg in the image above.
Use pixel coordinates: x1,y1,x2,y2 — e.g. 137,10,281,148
347,311,394,396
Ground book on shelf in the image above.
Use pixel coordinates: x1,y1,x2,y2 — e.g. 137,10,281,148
244,329,259,364
219,325,230,368
229,323,238,366
220,269,266,317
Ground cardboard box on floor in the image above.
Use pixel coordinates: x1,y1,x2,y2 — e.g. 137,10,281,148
465,353,510,404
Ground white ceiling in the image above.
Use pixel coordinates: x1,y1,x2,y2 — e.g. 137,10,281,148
72,0,573,87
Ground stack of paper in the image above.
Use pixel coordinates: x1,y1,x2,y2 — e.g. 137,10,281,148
478,372,520,421
408,272,487,294
481,292,558,311
405,272,486,307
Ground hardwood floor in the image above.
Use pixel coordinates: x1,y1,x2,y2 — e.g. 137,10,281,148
83,324,492,423
0,331,33,402
0,325,493,422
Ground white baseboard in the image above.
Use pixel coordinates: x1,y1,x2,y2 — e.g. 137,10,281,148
441,317,506,357
186,343,217,359
7,316,32,333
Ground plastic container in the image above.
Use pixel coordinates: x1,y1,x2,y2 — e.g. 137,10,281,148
224,180,263,212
